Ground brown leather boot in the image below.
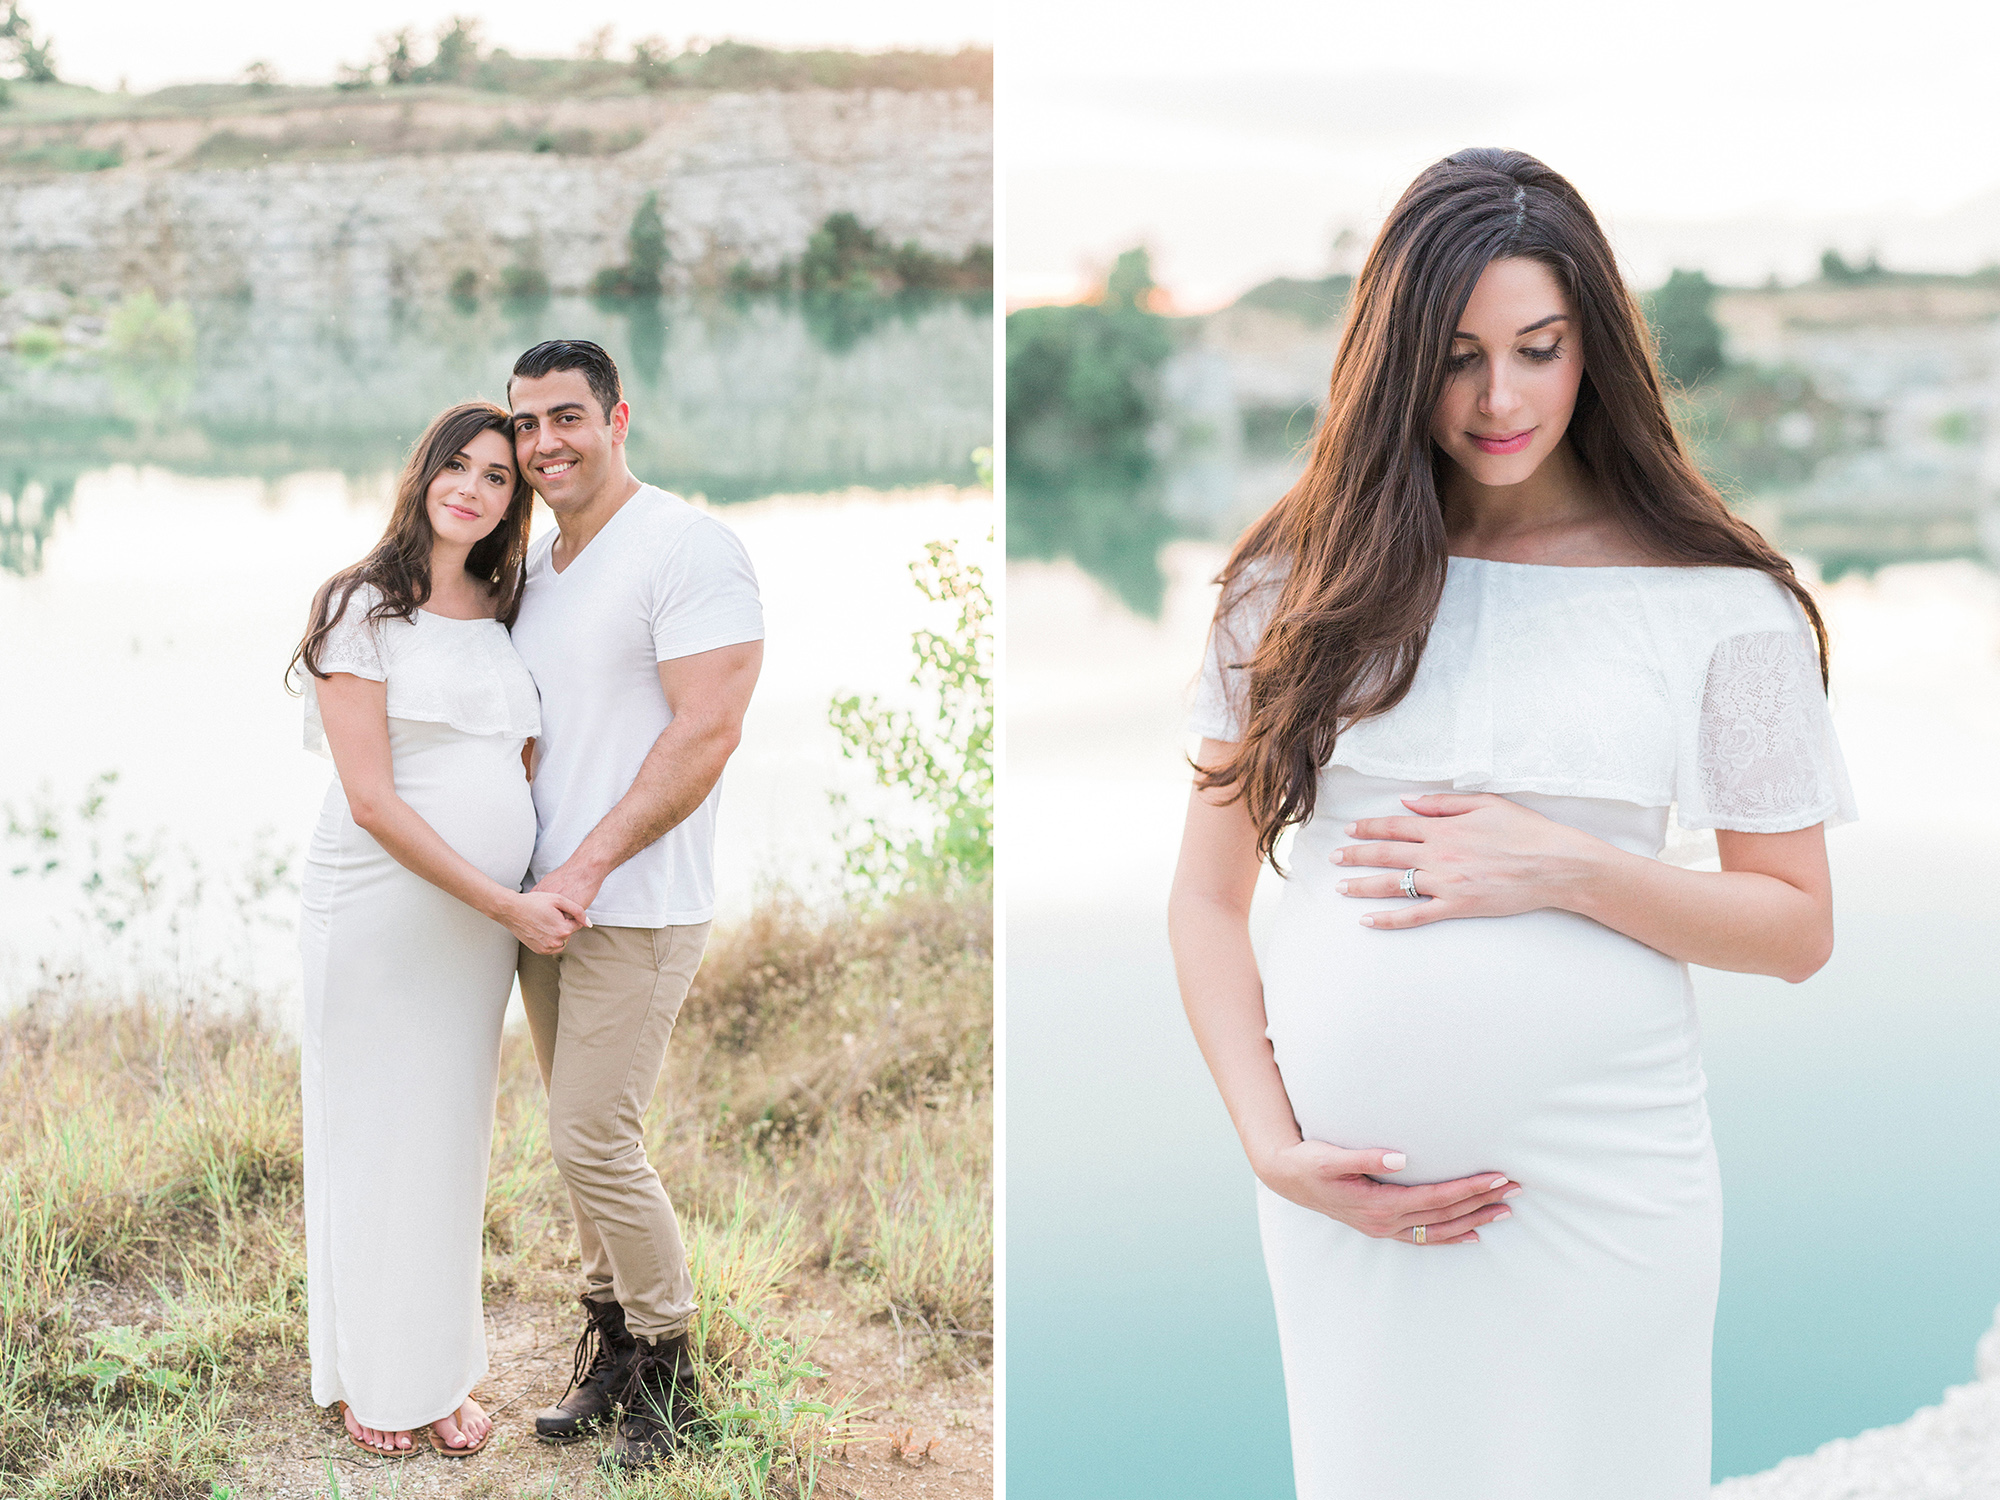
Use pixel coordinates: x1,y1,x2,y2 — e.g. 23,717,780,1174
534,1294,636,1442
602,1330,702,1469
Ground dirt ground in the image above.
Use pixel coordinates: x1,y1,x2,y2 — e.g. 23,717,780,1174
212,1275,992,1499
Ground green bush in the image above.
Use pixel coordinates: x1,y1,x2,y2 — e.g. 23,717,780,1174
107,290,195,365
591,192,668,299
5,141,120,172
1234,271,1352,326
499,263,549,301
1005,248,1179,614
1644,268,1726,388
794,213,990,297
828,534,993,898
642,40,992,98
11,323,62,360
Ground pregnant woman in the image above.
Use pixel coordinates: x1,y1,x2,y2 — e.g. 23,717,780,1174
1168,149,1855,1497
289,401,587,1458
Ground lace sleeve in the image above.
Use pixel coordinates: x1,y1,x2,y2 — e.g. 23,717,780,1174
1189,569,1283,743
1679,630,1857,833
314,584,387,682
299,584,389,757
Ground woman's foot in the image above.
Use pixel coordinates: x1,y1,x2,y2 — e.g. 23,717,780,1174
431,1395,492,1453
342,1403,413,1455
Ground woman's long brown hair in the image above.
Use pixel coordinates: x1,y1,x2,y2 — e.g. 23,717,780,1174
287,400,533,685
1201,147,1830,868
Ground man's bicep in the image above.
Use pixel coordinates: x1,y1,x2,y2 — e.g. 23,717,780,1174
656,640,764,726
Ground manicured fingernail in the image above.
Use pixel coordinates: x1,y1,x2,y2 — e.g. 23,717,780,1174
1360,915,1376,927
1503,1187,1521,1198
1462,1233,1479,1243
1344,822,1357,835
1492,1209,1511,1222
1336,880,1350,894
1489,1176,1509,1189
1382,1152,1407,1171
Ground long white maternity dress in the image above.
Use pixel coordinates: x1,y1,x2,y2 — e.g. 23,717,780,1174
296,583,541,1430
1190,559,1856,1499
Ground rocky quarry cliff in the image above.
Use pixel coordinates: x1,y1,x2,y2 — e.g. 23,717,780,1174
0,87,992,305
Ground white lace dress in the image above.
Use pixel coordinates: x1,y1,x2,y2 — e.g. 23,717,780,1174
1190,559,1856,1499
296,583,541,1430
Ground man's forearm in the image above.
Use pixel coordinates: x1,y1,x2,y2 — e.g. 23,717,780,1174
565,716,742,882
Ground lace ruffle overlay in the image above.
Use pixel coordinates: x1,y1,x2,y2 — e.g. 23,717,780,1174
297,582,541,757
1189,559,1856,833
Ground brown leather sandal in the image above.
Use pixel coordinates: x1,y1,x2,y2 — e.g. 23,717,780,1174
427,1401,493,1459
337,1402,416,1458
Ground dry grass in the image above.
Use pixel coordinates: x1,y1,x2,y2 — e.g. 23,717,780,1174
0,888,991,1498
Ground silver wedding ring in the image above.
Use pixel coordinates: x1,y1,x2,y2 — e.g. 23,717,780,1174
1412,1224,1427,1245
1400,867,1421,900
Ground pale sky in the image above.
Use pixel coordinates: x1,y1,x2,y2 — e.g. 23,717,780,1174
1008,0,2000,308
39,2,991,93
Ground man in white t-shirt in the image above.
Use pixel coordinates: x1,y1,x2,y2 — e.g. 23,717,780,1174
504,340,763,1469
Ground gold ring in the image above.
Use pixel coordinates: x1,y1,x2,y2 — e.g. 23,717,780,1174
1413,1224,1427,1245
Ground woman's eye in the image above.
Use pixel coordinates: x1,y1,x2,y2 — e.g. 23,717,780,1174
1522,343,1563,363
1448,350,1479,371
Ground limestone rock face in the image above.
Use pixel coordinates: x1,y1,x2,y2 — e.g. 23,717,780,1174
0,89,993,305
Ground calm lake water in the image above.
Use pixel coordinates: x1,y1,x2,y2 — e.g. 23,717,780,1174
0,293,993,1004
1007,543,2000,1490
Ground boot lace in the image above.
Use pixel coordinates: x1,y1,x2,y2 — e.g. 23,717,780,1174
561,1299,624,1401
613,1337,692,1425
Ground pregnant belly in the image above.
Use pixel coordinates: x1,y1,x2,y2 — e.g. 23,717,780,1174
1261,882,1704,1186
311,727,537,889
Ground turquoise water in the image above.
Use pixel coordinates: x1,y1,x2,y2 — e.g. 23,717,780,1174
1005,551,2000,1492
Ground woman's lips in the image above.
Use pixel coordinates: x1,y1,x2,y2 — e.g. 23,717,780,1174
1470,428,1534,456
445,504,479,520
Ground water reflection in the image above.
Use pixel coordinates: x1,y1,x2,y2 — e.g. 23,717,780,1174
1009,270,2000,609
1006,254,1177,613
1007,472,1176,618
0,290,993,574
0,473,75,575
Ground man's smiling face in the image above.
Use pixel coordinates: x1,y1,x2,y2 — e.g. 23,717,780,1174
510,368,628,515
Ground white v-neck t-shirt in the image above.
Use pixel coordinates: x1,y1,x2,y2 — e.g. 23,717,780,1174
510,484,764,927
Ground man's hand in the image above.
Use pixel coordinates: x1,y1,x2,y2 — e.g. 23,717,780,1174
532,859,607,915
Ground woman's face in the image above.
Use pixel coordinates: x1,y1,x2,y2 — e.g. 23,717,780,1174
1429,256,1584,487
425,428,518,548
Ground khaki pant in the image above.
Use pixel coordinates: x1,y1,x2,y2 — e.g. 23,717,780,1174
517,922,711,1340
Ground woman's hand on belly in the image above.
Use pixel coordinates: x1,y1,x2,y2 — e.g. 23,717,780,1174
1332,792,1594,930
1258,1139,1518,1246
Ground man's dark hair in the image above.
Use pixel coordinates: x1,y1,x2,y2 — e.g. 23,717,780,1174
509,339,623,420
